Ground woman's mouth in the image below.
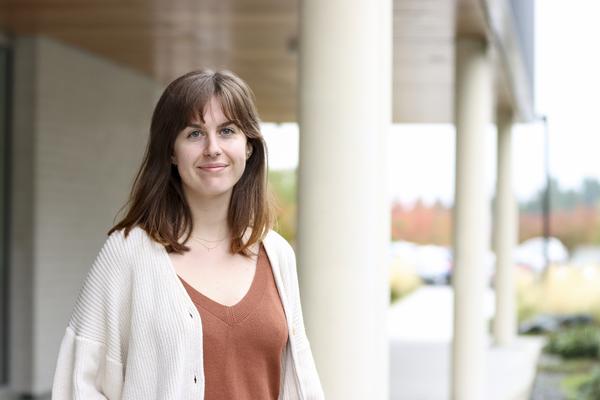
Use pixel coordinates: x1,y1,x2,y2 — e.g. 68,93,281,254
198,163,228,172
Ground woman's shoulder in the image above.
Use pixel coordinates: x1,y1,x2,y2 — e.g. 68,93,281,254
263,229,297,274
104,225,153,254
93,225,154,275
67,227,149,341
263,229,294,254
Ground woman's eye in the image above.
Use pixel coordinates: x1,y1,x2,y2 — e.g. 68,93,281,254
188,130,203,138
221,127,235,135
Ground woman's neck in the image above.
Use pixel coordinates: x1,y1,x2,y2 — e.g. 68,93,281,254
185,191,231,241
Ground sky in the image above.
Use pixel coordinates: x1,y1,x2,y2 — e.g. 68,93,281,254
262,0,600,207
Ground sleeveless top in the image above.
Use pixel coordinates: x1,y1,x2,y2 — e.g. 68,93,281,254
178,244,289,399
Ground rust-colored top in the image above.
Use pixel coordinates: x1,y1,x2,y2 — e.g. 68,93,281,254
178,244,288,400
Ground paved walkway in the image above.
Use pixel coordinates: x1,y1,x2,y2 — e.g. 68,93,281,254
389,286,545,400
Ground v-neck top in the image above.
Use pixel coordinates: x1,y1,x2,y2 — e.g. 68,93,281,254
177,244,289,400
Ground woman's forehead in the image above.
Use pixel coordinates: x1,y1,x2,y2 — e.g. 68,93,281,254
189,97,236,125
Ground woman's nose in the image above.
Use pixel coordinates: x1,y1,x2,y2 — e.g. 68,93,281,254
203,132,222,157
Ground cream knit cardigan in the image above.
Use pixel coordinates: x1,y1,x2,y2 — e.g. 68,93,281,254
51,226,324,399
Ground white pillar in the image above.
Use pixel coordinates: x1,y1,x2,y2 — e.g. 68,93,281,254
297,0,392,398
493,111,518,346
452,37,493,400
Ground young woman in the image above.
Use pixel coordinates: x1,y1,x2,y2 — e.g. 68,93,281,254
51,70,324,399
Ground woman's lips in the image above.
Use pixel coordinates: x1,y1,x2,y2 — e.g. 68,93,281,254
198,165,227,172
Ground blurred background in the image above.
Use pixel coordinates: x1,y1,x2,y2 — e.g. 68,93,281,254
0,0,599,399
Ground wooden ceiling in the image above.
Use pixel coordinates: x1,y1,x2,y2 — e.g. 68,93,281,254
0,0,458,123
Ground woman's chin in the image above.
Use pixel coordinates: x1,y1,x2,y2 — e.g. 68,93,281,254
193,187,233,200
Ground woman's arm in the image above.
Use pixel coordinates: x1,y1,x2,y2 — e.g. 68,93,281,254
52,327,123,399
284,241,326,400
51,231,130,399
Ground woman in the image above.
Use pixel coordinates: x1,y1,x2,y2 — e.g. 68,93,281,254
51,70,324,400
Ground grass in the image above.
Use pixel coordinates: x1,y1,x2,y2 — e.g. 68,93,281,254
540,358,598,374
517,264,600,324
562,372,594,400
389,257,422,302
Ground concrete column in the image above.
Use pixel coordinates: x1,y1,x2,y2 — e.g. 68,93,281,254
493,111,518,346
297,0,392,398
452,37,493,400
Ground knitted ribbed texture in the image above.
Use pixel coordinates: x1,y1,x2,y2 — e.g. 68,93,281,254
51,226,324,400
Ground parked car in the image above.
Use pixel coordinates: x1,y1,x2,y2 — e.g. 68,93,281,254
514,236,569,272
413,244,452,285
390,241,451,285
570,245,600,267
391,241,496,286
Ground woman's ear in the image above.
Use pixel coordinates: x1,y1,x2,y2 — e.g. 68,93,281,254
246,144,253,159
171,155,177,165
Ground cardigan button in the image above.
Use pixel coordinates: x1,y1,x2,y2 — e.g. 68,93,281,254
193,375,197,384
189,312,193,319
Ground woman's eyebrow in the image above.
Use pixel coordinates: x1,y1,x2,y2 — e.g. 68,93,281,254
186,120,235,129
218,120,236,128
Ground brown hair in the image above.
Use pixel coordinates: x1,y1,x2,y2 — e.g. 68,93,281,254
109,70,275,256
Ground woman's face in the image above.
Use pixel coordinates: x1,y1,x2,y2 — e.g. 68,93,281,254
172,97,251,202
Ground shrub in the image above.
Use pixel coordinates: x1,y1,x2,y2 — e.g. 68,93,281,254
545,325,600,359
516,265,600,324
576,366,600,400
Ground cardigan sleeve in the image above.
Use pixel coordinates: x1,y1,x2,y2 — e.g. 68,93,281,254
284,240,326,400
51,230,131,399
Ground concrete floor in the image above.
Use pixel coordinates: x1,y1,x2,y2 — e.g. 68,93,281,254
389,286,545,400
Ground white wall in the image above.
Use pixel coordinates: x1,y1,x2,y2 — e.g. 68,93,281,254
10,36,161,396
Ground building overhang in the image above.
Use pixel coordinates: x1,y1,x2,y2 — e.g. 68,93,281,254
0,0,534,123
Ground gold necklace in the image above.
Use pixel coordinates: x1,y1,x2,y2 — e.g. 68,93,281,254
190,235,228,252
